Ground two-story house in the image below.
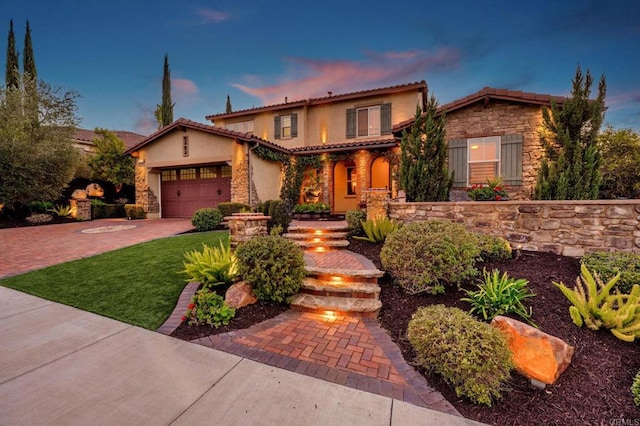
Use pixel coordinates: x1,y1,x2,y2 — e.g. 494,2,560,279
127,82,565,218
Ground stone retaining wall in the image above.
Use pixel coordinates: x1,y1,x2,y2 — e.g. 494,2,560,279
388,200,640,257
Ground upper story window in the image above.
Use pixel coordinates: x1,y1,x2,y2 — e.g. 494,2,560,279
467,136,500,185
346,103,391,139
274,113,298,139
226,120,254,134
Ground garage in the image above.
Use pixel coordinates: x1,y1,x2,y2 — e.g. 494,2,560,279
160,164,231,218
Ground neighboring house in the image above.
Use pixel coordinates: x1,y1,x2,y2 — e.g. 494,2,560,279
72,128,146,154
127,82,565,218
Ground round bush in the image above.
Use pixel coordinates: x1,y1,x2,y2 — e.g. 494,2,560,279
407,305,513,406
235,235,305,302
381,220,481,294
345,209,366,236
476,233,512,261
191,208,223,231
581,251,640,294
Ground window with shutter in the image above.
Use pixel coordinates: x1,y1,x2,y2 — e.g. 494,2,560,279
448,139,468,187
346,108,356,138
274,116,281,139
468,136,500,185
274,113,297,139
381,103,392,134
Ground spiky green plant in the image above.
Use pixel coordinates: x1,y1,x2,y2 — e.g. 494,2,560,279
181,241,238,288
47,204,72,217
554,264,640,342
354,216,400,243
632,370,640,407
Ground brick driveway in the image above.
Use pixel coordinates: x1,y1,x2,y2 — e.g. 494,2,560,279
0,218,193,279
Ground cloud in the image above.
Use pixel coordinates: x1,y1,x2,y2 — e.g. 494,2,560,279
172,78,199,103
195,8,230,24
133,104,158,136
606,88,640,111
231,48,460,105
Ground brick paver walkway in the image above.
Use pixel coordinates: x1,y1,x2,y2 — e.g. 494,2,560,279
0,218,193,278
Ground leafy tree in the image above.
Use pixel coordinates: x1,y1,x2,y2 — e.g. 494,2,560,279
399,94,453,201
88,129,135,193
597,125,640,199
155,54,173,128
226,94,232,113
0,79,79,211
22,20,36,80
534,66,606,200
5,19,19,89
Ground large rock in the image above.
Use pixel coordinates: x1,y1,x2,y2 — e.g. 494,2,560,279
491,316,574,385
225,281,257,309
71,189,87,199
86,183,104,197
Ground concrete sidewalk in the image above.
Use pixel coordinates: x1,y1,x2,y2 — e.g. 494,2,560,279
0,287,482,425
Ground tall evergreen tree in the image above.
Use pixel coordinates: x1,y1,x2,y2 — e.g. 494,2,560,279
399,94,453,202
225,94,232,113
533,65,606,200
5,19,19,89
23,20,36,80
159,54,173,127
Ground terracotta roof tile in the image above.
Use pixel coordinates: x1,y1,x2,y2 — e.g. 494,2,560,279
290,138,397,154
73,128,146,150
206,81,427,121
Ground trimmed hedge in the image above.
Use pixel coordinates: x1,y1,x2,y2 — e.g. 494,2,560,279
92,203,125,219
192,208,223,231
125,204,146,220
217,202,251,218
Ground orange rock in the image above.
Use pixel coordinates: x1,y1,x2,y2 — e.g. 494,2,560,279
491,316,574,385
225,281,257,309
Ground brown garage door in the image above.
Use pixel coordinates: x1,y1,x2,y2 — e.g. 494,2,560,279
161,165,231,218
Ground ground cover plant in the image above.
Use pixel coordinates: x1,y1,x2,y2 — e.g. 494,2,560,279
0,231,227,329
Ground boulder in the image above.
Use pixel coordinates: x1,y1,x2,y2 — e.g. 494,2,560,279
86,183,104,197
491,316,574,385
71,189,87,199
225,281,257,309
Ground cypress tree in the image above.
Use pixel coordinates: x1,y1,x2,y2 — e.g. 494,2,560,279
399,94,453,202
160,54,173,127
23,20,36,80
5,19,19,89
226,94,232,113
534,65,606,200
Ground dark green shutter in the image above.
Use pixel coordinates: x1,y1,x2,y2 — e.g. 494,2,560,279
274,116,281,139
346,108,356,138
448,138,468,187
291,113,298,137
381,103,392,135
500,134,523,186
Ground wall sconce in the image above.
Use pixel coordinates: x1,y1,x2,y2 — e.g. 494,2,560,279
137,159,146,164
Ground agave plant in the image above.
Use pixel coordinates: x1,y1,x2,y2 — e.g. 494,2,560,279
180,241,238,288
354,216,400,243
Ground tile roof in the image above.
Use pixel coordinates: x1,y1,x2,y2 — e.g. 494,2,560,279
206,81,427,121
290,138,397,154
73,128,146,151
125,117,290,154
392,86,566,133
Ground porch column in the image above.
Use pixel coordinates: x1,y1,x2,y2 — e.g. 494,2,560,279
365,188,390,221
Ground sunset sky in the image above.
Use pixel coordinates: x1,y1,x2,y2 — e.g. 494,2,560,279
2,0,639,135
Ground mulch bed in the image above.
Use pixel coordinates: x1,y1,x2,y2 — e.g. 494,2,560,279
0,216,77,229
170,237,640,424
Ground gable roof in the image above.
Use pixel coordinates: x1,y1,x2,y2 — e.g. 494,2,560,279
206,81,427,121
73,128,146,151
392,87,566,133
125,117,290,154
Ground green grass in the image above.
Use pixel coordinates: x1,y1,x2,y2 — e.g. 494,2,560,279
0,231,228,330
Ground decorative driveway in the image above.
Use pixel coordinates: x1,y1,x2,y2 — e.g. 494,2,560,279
0,218,193,279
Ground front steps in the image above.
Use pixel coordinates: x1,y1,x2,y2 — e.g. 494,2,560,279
286,220,384,318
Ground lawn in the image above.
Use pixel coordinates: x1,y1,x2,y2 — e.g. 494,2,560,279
0,231,227,330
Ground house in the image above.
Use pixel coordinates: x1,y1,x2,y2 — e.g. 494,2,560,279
72,128,146,154
127,82,565,218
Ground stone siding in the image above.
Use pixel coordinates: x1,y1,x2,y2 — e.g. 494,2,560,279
134,165,159,214
445,100,545,200
388,200,640,257
225,213,269,248
365,189,390,221
232,155,250,205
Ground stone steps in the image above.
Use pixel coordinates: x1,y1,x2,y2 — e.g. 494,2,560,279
301,277,380,298
289,294,382,318
285,223,350,251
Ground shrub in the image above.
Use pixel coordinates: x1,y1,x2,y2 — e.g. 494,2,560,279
632,370,640,407
184,289,235,327
217,202,251,218
26,213,52,224
554,264,640,342
477,233,512,261
381,220,481,294
92,203,125,219
191,208,223,231
266,199,292,232
462,268,536,325
181,242,237,288
235,234,305,302
48,204,73,217
467,177,509,201
124,204,146,219
581,251,640,294
354,217,400,243
407,305,513,406
345,209,366,236
293,203,330,213
28,200,53,213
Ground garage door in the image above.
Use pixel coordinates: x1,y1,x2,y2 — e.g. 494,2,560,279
161,165,232,218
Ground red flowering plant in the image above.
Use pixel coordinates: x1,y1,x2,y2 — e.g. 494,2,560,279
183,290,235,327
467,177,509,201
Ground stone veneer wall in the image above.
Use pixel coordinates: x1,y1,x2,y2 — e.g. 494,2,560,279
445,100,545,200
231,155,250,205
388,200,640,257
225,213,269,248
365,189,390,220
134,165,159,214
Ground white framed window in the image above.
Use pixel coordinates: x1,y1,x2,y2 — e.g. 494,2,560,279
225,120,254,134
356,105,381,137
281,115,292,138
467,136,500,185
274,113,297,139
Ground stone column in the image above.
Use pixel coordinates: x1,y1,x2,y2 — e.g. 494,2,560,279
365,189,390,221
70,198,91,221
225,212,270,248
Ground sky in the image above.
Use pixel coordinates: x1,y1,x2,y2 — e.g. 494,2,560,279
1,0,639,135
